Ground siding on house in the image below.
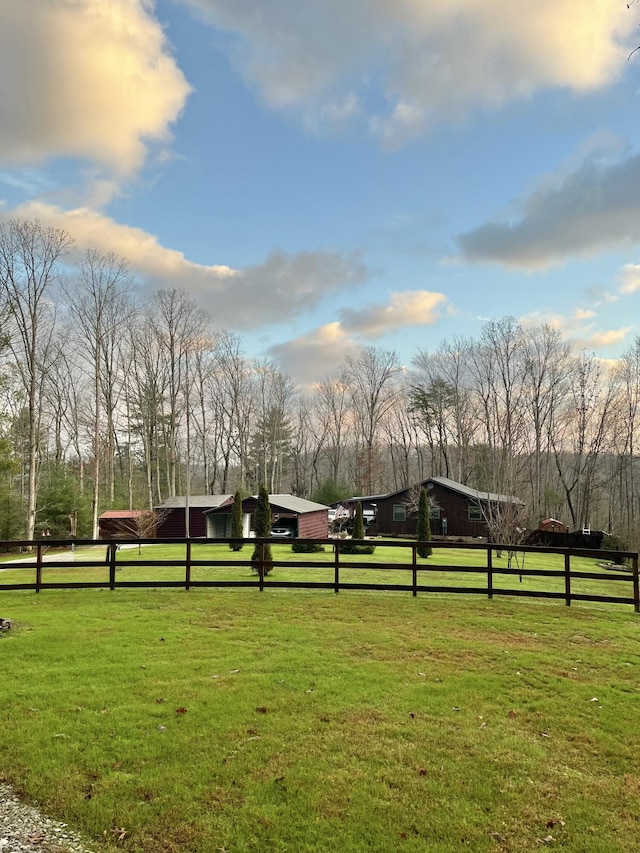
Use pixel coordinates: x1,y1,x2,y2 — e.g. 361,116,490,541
371,477,524,539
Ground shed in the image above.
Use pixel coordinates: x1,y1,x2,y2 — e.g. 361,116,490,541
155,495,234,538
205,494,329,539
98,510,155,540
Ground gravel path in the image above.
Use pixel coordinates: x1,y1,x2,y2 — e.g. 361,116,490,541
0,786,96,853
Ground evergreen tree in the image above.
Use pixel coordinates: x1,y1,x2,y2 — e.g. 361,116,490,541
230,488,244,551
352,501,365,541
417,487,432,558
251,484,273,574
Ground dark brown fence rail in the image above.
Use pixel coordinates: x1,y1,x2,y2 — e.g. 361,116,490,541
0,538,638,612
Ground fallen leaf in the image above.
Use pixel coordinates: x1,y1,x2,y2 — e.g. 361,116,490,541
255,706,268,714
176,707,188,714
539,731,550,738
508,710,517,718
419,768,427,776
230,669,240,674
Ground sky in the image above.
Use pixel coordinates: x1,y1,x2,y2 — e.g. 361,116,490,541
1,0,640,385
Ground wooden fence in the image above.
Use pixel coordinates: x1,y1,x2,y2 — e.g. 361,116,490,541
0,538,638,612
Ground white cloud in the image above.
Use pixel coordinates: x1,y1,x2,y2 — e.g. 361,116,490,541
520,308,633,351
8,201,367,329
269,323,362,385
339,290,447,338
181,0,631,141
269,290,449,383
457,151,640,268
0,0,190,174
621,263,640,294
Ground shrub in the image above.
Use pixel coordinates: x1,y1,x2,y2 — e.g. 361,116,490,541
291,542,325,553
601,533,629,565
339,543,376,555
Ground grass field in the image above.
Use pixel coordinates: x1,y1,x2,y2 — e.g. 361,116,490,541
1,541,637,608
1,570,639,852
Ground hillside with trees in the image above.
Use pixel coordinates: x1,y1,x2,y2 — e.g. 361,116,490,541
1,219,639,547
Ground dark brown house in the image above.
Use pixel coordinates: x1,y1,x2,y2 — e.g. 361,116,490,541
372,476,524,539
155,495,234,538
205,494,329,539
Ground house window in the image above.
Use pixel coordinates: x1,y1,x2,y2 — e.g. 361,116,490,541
468,505,483,521
429,506,440,520
393,504,406,522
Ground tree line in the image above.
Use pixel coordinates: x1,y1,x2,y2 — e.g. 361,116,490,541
1,218,639,546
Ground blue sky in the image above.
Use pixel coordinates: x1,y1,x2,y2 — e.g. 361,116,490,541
1,0,639,383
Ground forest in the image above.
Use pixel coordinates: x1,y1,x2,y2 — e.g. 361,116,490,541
1,219,639,547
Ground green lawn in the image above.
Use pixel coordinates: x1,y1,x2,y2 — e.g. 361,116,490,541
1,581,639,852
1,541,636,609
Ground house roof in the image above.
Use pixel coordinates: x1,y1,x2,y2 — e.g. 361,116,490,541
426,476,524,506
98,510,146,519
155,495,233,510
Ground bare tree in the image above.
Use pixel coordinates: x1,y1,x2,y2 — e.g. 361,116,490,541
0,220,73,539
343,346,402,495
64,250,135,536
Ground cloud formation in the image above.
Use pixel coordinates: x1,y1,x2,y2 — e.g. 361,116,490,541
0,0,190,174
269,289,448,383
268,324,361,385
339,290,447,338
9,201,367,329
458,151,640,268
520,308,633,351
181,0,630,142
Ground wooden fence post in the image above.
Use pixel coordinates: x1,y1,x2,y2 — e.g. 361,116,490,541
412,544,417,597
185,540,191,591
334,541,340,594
564,552,571,606
633,554,639,614
487,547,493,600
36,543,43,593
109,543,117,591
259,541,265,592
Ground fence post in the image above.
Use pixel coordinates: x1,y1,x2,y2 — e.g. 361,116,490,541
259,541,265,592
36,543,43,593
487,546,493,600
185,540,191,591
412,544,417,597
564,551,571,606
633,554,639,614
334,541,340,594
109,543,117,591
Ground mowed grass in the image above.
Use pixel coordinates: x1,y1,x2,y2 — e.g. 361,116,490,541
0,541,636,606
0,581,639,852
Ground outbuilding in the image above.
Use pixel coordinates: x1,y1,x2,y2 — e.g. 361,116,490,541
205,494,329,539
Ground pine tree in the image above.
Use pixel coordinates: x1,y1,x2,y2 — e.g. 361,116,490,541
251,484,273,574
417,487,432,558
352,501,365,541
230,489,244,551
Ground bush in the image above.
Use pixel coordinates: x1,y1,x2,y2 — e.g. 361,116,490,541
339,543,376,555
291,542,325,553
601,533,629,565
251,484,272,574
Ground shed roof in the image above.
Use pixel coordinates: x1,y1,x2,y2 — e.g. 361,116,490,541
155,495,233,510
99,510,146,519
204,494,329,515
